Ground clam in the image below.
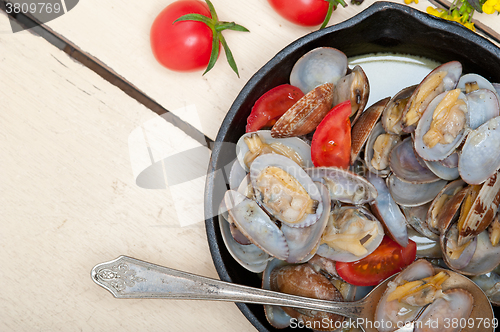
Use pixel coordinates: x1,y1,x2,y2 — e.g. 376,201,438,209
271,83,334,138
426,179,465,234
235,130,313,171
289,47,348,94
382,85,416,135
390,137,441,184
350,98,390,164
218,200,270,273
458,73,500,100
459,116,500,184
332,65,370,125
465,88,500,130
386,173,447,207
439,152,459,168
305,166,378,205
401,203,439,241
422,158,460,181
406,226,442,258
414,89,468,162
401,61,462,132
268,263,345,330
366,172,408,247
250,154,323,228
225,190,289,260
374,259,436,331
364,122,401,177
413,289,473,332
317,206,385,263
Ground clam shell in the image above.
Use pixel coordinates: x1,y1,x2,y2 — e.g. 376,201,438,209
414,90,469,162
382,85,416,135
271,83,334,138
427,179,466,234
471,272,500,306
225,190,289,260
250,154,323,228
364,122,400,177
281,182,330,263
332,65,370,126
229,159,246,190
374,260,435,332
402,61,462,132
366,171,408,247
390,137,441,184
458,170,500,246
414,289,474,332
386,173,447,207
401,203,439,241
305,166,377,205
406,226,442,258
466,89,500,130
262,259,292,329
317,206,384,262
218,200,270,273
289,47,348,94
439,152,459,168
441,223,477,270
235,130,313,172
423,159,460,181
350,97,390,164
458,73,500,99
459,116,500,184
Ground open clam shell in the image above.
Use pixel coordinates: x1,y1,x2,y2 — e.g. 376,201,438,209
382,85,416,135
289,47,348,94
281,182,330,263
390,137,441,184
423,159,460,181
406,226,442,258
364,122,401,177
401,203,439,241
236,130,313,172
375,259,436,332
366,171,408,247
350,98,390,164
426,179,466,234
262,259,293,329
465,89,500,130
317,206,384,262
414,90,469,162
387,173,447,207
459,116,500,185
250,154,323,228
332,65,370,126
458,73,500,100
218,200,271,273
401,61,462,132
225,190,289,261
305,166,377,205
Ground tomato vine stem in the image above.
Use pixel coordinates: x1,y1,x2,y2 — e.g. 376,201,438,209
174,0,249,77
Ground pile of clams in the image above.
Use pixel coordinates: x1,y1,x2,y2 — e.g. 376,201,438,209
219,47,500,331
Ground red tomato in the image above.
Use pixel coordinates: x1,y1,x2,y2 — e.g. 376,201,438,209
267,0,330,26
246,84,305,133
311,100,351,168
150,0,216,72
336,237,417,286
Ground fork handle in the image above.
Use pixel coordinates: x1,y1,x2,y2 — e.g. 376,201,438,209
91,255,364,319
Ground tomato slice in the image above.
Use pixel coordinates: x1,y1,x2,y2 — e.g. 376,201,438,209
335,236,417,286
311,100,351,169
246,84,304,133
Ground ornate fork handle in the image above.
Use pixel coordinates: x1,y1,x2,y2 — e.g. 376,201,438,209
91,255,365,319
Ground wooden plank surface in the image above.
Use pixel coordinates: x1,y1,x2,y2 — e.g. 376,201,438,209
39,0,500,140
0,13,254,332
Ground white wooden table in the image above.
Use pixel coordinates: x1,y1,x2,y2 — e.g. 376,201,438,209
1,0,499,331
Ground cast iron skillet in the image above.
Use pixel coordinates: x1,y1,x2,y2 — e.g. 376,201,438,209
205,2,500,331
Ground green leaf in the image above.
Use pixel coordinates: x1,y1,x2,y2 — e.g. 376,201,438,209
219,33,240,77
226,23,250,32
204,0,219,21
466,0,483,13
174,13,213,25
203,27,220,76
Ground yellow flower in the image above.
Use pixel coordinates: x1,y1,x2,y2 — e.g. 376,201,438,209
405,0,419,3
483,0,500,14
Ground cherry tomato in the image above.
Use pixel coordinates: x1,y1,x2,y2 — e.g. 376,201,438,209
336,237,417,286
150,0,216,72
311,100,351,168
267,0,330,26
246,84,305,133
